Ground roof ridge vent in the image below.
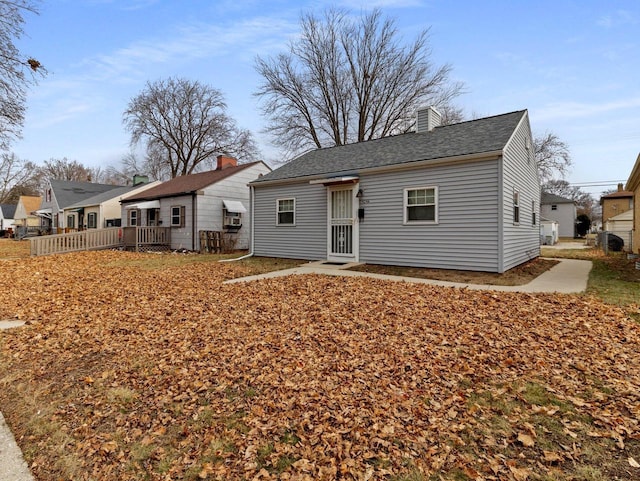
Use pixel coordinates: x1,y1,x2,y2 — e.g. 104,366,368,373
416,106,441,133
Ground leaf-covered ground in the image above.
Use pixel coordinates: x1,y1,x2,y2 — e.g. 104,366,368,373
0,251,638,481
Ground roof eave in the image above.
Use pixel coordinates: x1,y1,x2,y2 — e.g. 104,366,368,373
626,153,640,191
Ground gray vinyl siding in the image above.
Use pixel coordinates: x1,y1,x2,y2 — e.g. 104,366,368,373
163,194,194,250
500,114,541,272
540,203,576,238
253,183,326,260
359,160,501,271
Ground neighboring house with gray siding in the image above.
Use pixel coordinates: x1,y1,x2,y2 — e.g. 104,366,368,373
120,156,271,251
540,192,576,238
250,108,540,273
38,180,122,232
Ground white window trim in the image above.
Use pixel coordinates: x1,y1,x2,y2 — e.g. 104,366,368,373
513,189,520,225
129,209,138,227
403,186,438,225
87,212,97,229
276,198,296,226
170,205,185,227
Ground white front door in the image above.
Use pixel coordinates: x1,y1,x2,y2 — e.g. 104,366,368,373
327,185,358,262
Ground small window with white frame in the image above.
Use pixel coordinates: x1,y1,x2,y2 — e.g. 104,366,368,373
513,190,520,224
67,215,75,229
531,200,536,226
277,198,295,225
129,209,138,226
171,206,185,227
404,187,437,224
87,212,97,229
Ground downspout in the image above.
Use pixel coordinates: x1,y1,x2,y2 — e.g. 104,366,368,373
220,184,254,262
192,193,197,251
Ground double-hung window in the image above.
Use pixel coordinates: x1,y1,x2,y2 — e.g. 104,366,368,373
87,212,97,229
277,198,295,225
404,187,437,224
513,190,520,224
531,200,536,226
129,209,138,226
171,206,185,227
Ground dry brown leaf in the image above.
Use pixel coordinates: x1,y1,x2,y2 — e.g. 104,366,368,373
517,433,535,447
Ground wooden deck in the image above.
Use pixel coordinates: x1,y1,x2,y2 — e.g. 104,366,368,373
122,226,171,252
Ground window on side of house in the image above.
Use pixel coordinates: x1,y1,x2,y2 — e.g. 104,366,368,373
129,209,138,226
87,212,97,229
531,200,536,226
171,206,185,227
277,198,295,225
404,187,437,224
67,215,75,229
513,190,520,224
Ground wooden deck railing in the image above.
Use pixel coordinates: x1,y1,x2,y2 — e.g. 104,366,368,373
122,226,171,252
29,227,122,256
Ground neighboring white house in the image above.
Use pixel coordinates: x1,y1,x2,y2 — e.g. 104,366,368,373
540,192,576,238
13,195,42,228
63,181,161,230
0,204,16,231
250,108,541,273
120,156,271,251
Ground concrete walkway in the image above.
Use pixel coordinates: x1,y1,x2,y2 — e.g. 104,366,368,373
225,258,593,294
0,321,34,481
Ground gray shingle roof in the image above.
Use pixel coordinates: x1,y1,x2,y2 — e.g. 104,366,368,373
541,192,575,204
253,110,527,183
0,204,17,218
50,180,122,209
66,185,143,209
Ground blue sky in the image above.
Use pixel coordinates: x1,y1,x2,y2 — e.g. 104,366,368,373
12,0,640,197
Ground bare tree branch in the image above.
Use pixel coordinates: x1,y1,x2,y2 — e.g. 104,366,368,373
0,0,45,150
123,77,259,178
534,131,572,184
255,8,465,159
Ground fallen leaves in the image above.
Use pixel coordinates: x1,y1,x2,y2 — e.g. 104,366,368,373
0,251,638,481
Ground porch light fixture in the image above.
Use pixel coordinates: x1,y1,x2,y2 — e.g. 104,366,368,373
356,189,364,198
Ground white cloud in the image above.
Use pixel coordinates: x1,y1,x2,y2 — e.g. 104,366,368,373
533,97,640,122
597,9,637,28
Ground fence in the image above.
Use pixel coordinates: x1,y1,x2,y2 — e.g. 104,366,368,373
598,230,633,254
29,227,121,256
122,226,171,252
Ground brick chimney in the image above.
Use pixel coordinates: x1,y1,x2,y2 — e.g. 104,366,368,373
617,183,624,192
216,155,237,170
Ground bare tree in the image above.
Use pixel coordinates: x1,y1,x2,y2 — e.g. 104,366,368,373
0,152,38,202
255,8,464,158
39,157,93,182
123,77,258,178
534,131,572,183
0,0,44,150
